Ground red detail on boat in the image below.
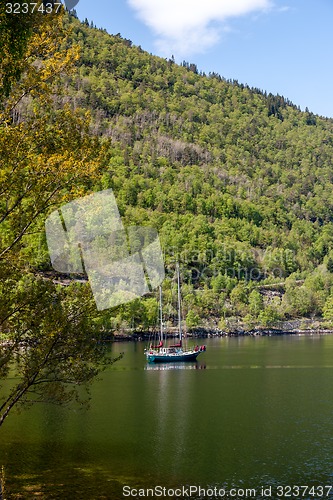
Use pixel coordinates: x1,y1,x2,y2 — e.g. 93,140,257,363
169,340,182,348
151,341,163,349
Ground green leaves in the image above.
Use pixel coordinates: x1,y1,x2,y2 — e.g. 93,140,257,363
0,9,120,427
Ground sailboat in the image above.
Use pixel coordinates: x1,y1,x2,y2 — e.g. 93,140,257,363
145,264,206,363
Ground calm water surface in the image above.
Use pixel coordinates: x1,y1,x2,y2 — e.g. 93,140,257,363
1,335,333,499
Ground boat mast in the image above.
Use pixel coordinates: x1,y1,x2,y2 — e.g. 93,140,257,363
159,285,163,343
177,262,182,341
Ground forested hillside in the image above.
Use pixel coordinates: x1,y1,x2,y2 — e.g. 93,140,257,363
4,9,333,335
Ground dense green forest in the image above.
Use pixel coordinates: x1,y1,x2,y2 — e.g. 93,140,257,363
3,7,333,340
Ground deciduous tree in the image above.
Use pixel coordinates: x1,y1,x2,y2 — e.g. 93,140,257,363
0,7,120,428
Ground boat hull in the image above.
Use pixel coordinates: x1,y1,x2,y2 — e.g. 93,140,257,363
146,350,201,363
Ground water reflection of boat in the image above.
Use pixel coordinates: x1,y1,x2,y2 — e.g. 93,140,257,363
145,362,206,371
145,264,206,363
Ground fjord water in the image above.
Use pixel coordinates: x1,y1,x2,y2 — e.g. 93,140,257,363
1,335,333,499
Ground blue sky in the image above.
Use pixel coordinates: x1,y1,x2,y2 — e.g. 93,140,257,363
75,0,333,118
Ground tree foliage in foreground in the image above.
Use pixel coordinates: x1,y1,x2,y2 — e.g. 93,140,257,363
0,7,121,428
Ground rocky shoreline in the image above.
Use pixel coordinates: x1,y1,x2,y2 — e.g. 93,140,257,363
3,321,333,345
111,326,333,342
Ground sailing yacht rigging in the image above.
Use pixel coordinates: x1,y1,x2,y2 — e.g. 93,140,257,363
145,264,206,363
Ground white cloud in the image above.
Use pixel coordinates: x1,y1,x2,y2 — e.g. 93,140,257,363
278,6,291,12
127,0,273,56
